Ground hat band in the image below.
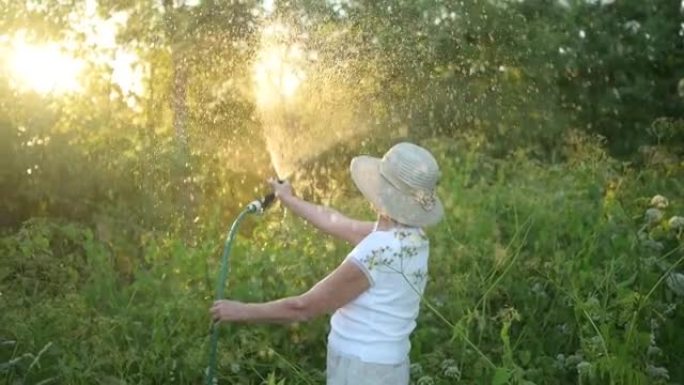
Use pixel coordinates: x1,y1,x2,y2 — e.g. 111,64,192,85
379,161,437,212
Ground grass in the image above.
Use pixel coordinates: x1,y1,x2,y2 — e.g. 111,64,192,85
1,136,683,384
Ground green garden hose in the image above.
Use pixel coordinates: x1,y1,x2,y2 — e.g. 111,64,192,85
205,192,276,385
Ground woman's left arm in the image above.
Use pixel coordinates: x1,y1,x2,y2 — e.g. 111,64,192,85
211,260,370,323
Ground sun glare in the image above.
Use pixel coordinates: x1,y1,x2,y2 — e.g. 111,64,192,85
4,8,144,105
9,41,84,94
253,23,306,107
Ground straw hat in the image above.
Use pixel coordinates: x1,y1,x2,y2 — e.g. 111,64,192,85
350,142,444,227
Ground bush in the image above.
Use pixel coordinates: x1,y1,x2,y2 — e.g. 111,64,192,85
2,136,683,384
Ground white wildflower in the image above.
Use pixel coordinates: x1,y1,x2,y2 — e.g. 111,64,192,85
585,296,600,307
531,282,547,298
650,318,660,331
410,363,423,378
650,195,669,209
576,361,592,376
441,359,461,380
443,366,461,380
586,335,603,351
642,256,659,269
417,375,434,385
665,272,684,296
668,216,684,231
644,208,664,224
664,303,677,316
554,354,566,370
566,353,583,367
646,365,670,380
624,20,641,33
647,345,662,357
637,228,649,241
641,239,664,252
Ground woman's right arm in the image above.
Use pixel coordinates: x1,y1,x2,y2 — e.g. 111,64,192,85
269,179,374,245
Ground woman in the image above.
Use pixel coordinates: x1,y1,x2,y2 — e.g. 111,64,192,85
211,142,444,384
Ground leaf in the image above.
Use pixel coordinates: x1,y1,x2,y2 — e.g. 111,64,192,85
35,377,58,385
518,350,531,366
616,272,638,288
26,342,52,374
99,375,128,385
492,367,511,385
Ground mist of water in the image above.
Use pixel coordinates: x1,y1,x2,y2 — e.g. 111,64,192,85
253,21,374,181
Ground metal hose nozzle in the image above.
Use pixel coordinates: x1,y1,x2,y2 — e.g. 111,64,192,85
261,192,277,210
261,178,284,210
247,178,283,214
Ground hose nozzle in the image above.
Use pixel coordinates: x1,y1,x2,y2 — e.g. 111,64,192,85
261,192,277,210
246,178,283,214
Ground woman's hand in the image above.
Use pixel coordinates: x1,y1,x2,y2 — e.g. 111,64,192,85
211,300,248,323
268,178,294,200
266,177,373,245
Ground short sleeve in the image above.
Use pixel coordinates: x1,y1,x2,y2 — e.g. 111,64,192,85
345,232,394,286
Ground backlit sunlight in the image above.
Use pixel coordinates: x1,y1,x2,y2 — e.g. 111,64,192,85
253,23,306,107
8,41,84,94
3,7,144,104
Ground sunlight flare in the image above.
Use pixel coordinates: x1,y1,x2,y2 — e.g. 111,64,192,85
4,10,144,103
253,23,306,107
8,41,84,94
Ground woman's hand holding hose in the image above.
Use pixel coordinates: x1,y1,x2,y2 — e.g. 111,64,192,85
267,178,294,200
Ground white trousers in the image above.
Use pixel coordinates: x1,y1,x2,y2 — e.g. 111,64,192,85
326,346,410,385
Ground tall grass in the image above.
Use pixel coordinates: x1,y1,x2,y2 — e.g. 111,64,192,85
2,136,682,384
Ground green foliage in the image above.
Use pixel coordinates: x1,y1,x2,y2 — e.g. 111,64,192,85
547,0,684,156
1,0,684,384
2,136,683,384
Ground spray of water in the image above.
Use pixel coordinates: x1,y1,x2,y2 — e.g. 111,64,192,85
252,20,374,180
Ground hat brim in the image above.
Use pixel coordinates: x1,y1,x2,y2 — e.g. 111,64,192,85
350,156,444,227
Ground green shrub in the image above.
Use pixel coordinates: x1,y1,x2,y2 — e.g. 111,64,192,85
2,137,682,384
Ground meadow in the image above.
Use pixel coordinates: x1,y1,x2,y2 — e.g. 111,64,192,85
3,133,683,384
2,1,683,384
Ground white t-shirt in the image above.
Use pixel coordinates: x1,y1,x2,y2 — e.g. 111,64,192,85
327,227,430,364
